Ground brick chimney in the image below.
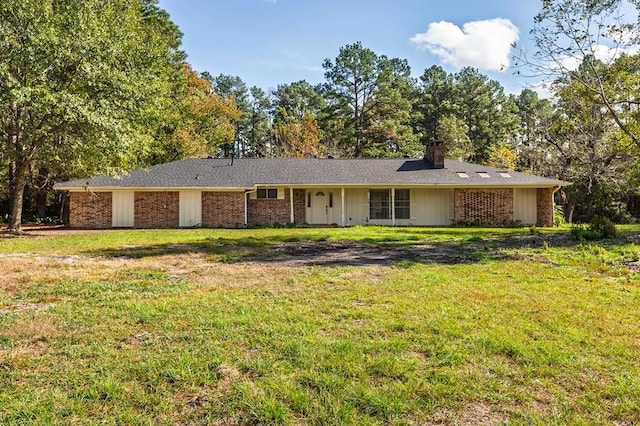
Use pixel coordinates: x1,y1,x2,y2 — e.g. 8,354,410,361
425,141,445,169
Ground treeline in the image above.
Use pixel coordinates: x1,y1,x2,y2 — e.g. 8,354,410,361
2,0,640,229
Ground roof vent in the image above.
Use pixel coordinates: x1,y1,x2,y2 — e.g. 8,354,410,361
327,155,335,159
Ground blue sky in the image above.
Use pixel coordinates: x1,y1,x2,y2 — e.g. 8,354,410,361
158,0,543,94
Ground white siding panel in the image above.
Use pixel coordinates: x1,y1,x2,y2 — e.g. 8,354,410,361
345,189,369,225
514,188,537,225
112,191,134,227
411,189,454,226
179,191,202,227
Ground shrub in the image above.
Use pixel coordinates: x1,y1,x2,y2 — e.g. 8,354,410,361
570,215,617,241
589,215,617,238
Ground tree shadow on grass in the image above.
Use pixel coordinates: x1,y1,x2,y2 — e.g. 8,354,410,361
80,231,631,267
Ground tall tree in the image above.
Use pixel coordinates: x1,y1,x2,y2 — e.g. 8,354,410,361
246,86,271,157
272,81,325,157
273,110,322,158
322,42,418,157
322,42,379,157
515,88,554,169
150,64,241,163
209,74,250,156
0,0,182,231
272,80,325,122
453,67,520,163
415,65,456,144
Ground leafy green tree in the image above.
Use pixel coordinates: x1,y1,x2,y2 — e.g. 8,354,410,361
246,86,272,157
272,80,325,122
322,42,379,157
0,0,182,231
150,64,241,163
272,81,325,157
453,67,520,163
531,60,636,222
515,88,554,169
437,114,473,161
273,109,322,158
524,0,640,147
415,65,456,144
208,74,250,156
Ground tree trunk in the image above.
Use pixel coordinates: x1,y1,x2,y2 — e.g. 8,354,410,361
565,190,581,224
7,159,30,232
8,161,16,213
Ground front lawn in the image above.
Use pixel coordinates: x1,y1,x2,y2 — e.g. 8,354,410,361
0,226,639,424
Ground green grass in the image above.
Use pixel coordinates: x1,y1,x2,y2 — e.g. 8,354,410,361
1,226,639,424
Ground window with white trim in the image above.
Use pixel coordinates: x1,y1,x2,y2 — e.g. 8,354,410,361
257,188,278,199
369,189,390,219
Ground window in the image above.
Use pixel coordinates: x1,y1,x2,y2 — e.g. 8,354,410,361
307,192,311,208
257,188,278,199
394,189,410,219
370,190,390,219
329,192,334,208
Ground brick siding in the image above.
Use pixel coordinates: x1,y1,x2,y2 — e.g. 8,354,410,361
202,191,245,228
134,191,179,228
248,188,305,226
69,192,112,228
454,188,514,225
293,189,306,225
536,187,554,227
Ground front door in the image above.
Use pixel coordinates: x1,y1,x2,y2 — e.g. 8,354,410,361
310,190,330,224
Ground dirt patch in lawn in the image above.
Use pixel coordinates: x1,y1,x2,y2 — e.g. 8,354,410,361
243,240,489,266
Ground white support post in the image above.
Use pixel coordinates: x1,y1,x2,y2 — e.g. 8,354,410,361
244,192,248,226
341,187,346,227
391,188,396,226
290,187,295,224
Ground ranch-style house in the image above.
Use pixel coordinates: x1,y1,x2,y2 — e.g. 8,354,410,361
55,144,568,228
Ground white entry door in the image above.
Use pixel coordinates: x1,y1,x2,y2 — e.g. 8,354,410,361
179,191,202,227
112,191,134,227
310,190,331,224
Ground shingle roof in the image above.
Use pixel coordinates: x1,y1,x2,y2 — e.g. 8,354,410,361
55,157,569,190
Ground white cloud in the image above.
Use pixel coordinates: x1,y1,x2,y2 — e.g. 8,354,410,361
410,18,519,72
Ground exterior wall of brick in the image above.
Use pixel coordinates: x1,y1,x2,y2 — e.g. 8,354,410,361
134,191,179,228
202,191,245,228
453,188,514,225
293,189,306,225
536,187,555,227
248,188,304,225
69,191,112,228
68,186,554,229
